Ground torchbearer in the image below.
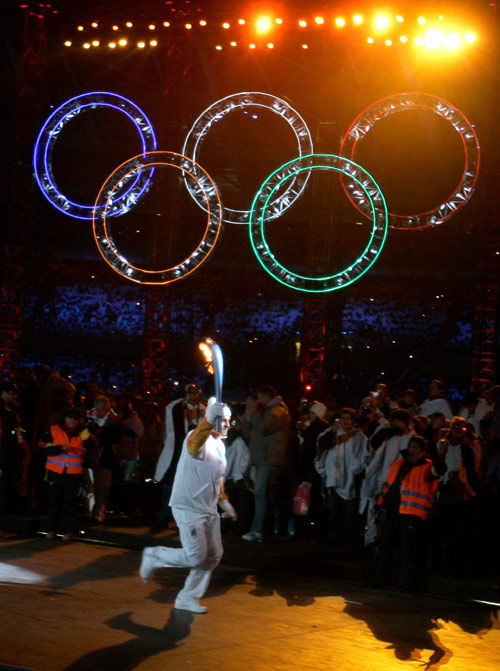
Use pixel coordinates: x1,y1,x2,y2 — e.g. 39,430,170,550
140,341,236,614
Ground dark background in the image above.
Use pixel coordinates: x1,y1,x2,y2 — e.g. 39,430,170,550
0,0,497,404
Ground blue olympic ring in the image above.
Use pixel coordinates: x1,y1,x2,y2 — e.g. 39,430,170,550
33,92,157,220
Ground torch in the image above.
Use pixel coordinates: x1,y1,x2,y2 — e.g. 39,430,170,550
199,338,224,430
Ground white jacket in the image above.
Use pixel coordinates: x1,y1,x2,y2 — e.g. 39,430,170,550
169,432,226,515
314,430,368,500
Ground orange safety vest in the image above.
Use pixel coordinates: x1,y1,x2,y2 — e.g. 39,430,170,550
377,458,438,520
46,425,85,475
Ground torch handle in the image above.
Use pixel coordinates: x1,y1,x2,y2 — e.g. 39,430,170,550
210,342,224,431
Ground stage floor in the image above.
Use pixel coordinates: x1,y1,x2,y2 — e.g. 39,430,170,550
0,536,499,671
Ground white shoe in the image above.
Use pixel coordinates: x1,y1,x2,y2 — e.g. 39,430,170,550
174,597,207,614
241,531,263,543
139,547,155,583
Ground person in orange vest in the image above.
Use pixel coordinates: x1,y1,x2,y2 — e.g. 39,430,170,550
41,406,91,541
372,435,446,592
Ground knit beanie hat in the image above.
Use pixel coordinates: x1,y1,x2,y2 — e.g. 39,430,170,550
310,402,327,420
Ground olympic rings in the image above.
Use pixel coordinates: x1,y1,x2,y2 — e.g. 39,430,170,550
33,92,157,220
182,92,314,225
249,154,388,293
339,92,480,230
35,90,480,291
92,151,223,285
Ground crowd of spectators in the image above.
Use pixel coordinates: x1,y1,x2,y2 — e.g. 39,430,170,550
1,366,499,593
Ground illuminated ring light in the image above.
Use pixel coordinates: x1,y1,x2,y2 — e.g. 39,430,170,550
249,154,388,293
33,92,157,220
182,92,314,225
340,92,480,230
93,151,223,285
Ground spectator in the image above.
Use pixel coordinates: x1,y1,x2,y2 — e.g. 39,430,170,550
355,396,387,440
373,383,397,419
396,388,419,415
242,385,290,542
458,392,491,438
0,383,29,536
373,436,446,591
136,401,164,480
223,414,252,535
152,383,206,531
293,401,330,540
423,411,448,448
359,408,414,546
86,395,119,523
114,393,144,481
41,407,90,541
315,407,368,548
432,416,479,571
418,379,453,420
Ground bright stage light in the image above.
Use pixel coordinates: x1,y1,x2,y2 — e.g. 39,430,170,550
126,21,133,28
315,16,324,25
400,35,408,43
256,17,272,33
424,29,443,49
230,41,237,46
64,40,72,47
91,22,98,28
249,43,256,49
301,43,309,49
367,36,374,43
77,25,84,31
216,45,222,50
222,22,230,29
148,24,156,30
185,23,192,29
199,20,207,26
92,40,99,47
83,42,90,49
298,20,307,27
396,15,404,23
112,25,119,31
150,39,158,46
109,42,116,48
385,39,392,46
275,18,283,24
444,33,462,49
238,19,245,25
138,41,145,48
414,36,424,46
465,32,476,43
335,17,346,28
118,39,127,46
267,42,274,48
353,14,363,25
418,16,426,25
374,15,390,30
163,21,171,27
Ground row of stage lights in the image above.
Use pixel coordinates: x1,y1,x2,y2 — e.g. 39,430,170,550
63,12,478,52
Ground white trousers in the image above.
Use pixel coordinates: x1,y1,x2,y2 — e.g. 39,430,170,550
148,507,223,602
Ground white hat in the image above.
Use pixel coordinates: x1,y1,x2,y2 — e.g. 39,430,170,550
310,402,327,420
